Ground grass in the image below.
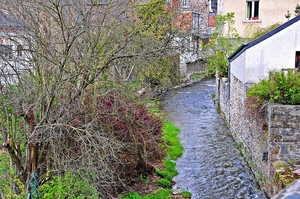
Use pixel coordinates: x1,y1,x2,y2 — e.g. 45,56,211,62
189,72,205,80
121,119,191,199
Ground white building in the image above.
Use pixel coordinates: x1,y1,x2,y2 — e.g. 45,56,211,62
229,14,300,85
0,11,30,84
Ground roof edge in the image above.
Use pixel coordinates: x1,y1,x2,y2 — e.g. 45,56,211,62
228,15,300,62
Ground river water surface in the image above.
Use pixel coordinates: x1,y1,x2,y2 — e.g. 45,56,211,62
162,78,264,199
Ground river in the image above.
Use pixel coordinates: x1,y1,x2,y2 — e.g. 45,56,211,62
162,78,264,199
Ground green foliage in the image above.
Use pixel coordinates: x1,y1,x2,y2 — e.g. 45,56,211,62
156,178,171,188
39,171,99,199
245,23,281,41
161,121,183,160
122,120,184,198
121,189,172,199
206,51,228,77
204,13,242,77
189,72,205,80
153,121,182,192
155,160,177,181
122,192,143,199
295,4,300,16
255,171,266,186
211,93,216,99
247,70,300,108
137,0,173,40
181,191,192,197
285,4,300,20
0,152,10,197
139,56,180,90
285,10,291,20
273,161,287,170
143,189,172,199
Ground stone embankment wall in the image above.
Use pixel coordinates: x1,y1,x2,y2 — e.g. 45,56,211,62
216,74,300,198
186,59,206,78
268,104,300,173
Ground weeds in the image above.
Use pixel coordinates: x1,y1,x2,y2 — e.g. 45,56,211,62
121,120,190,198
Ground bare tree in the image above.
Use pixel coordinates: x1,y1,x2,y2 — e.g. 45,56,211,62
0,0,175,197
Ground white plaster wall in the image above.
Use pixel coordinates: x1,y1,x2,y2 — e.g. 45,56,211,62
0,32,31,84
231,19,300,84
230,51,246,83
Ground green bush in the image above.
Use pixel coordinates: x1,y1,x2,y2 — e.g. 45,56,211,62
39,171,99,199
247,70,300,107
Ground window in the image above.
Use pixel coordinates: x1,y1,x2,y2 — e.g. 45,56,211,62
0,45,13,60
296,51,300,68
192,13,201,31
17,45,23,57
182,0,187,7
246,0,259,20
211,0,218,13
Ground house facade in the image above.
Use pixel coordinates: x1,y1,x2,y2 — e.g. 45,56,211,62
0,11,28,85
219,0,299,38
229,15,300,84
168,0,215,77
217,15,300,197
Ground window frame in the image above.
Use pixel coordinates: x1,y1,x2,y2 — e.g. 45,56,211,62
246,0,259,21
0,45,13,60
16,45,23,57
182,0,188,7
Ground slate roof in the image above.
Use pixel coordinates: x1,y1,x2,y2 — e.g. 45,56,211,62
228,15,300,62
0,10,23,29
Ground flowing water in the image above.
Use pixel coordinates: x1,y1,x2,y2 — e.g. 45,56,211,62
162,78,264,199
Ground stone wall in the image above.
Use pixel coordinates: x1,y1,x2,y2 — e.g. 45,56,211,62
217,74,300,197
268,104,300,166
186,59,206,78
228,74,276,196
215,77,230,121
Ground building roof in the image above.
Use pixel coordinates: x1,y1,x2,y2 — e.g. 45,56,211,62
0,10,24,29
228,15,300,62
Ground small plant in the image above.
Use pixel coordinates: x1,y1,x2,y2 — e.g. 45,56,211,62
246,70,300,111
285,10,291,20
122,192,142,199
216,102,221,114
190,73,204,80
255,171,266,186
181,191,192,197
39,171,99,199
295,4,300,16
211,93,216,99
288,159,296,168
235,142,244,149
273,161,287,170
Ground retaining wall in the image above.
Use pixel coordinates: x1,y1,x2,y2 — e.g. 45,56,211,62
217,74,300,197
186,59,206,78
